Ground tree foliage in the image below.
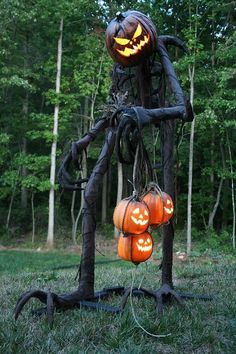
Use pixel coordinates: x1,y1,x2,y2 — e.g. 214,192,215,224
0,0,235,248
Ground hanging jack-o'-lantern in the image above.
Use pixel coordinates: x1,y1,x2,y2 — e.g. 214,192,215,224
118,232,154,263
142,188,174,226
105,10,158,67
113,196,150,234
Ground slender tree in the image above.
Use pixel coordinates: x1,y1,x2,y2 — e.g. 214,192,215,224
187,1,199,256
226,131,235,249
47,19,63,248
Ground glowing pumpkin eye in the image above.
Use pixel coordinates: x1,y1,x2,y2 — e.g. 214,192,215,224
147,238,151,244
113,37,130,45
144,210,148,216
167,199,171,205
138,238,144,244
132,208,140,214
132,23,142,39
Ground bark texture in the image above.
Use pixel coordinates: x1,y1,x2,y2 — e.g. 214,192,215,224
161,120,176,287
78,130,116,296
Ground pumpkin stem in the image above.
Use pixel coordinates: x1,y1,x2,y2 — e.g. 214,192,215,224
127,180,139,199
116,12,125,21
147,181,162,196
132,190,139,200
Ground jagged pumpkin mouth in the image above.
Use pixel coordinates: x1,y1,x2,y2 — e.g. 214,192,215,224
130,207,149,226
136,237,152,252
114,24,150,58
164,199,174,214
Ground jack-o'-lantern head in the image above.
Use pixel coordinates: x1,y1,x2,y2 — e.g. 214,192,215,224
118,232,154,263
142,187,174,226
113,196,150,234
106,10,157,67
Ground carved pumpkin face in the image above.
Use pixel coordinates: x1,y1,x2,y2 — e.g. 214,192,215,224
106,10,157,67
164,197,174,217
142,191,174,226
113,23,150,58
118,232,154,263
113,196,150,234
130,207,149,226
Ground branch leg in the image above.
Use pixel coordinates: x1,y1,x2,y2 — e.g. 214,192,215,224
77,130,116,297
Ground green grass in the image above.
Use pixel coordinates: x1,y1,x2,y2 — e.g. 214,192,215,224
0,250,236,353
0,249,124,274
0,250,81,274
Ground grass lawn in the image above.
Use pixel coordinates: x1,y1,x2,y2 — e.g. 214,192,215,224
0,249,236,353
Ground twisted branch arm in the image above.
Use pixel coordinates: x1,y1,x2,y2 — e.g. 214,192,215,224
133,38,194,127
58,117,110,190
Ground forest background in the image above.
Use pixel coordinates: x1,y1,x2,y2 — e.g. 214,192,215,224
0,0,235,255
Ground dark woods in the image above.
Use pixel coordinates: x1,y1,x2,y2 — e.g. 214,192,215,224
0,0,235,251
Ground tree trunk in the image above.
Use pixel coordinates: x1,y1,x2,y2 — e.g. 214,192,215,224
70,107,89,242
47,19,63,249
21,139,28,209
101,172,108,223
71,101,88,244
226,132,235,249
208,139,226,229
90,48,105,124
161,120,176,287
72,192,84,245
187,65,195,256
6,192,15,230
21,37,29,211
210,127,215,203
31,192,35,244
71,99,89,243
21,94,28,210
114,162,123,238
209,14,216,217
107,166,112,208
71,160,86,245
208,178,223,228
186,2,198,256
220,143,228,229
71,190,77,245
6,170,19,230
222,179,229,229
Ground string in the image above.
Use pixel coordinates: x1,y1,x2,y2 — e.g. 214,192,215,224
137,263,153,289
129,266,171,338
132,143,140,194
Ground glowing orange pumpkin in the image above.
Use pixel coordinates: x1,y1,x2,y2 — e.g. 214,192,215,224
105,10,157,67
113,196,150,234
142,190,174,226
118,232,153,263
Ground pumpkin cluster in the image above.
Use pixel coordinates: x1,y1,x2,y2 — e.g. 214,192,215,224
113,186,174,264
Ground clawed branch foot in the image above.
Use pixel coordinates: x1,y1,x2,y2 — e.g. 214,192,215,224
14,289,94,327
14,284,212,326
119,283,212,315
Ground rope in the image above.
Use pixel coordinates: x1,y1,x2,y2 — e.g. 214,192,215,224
129,266,171,338
132,143,140,194
131,131,154,195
